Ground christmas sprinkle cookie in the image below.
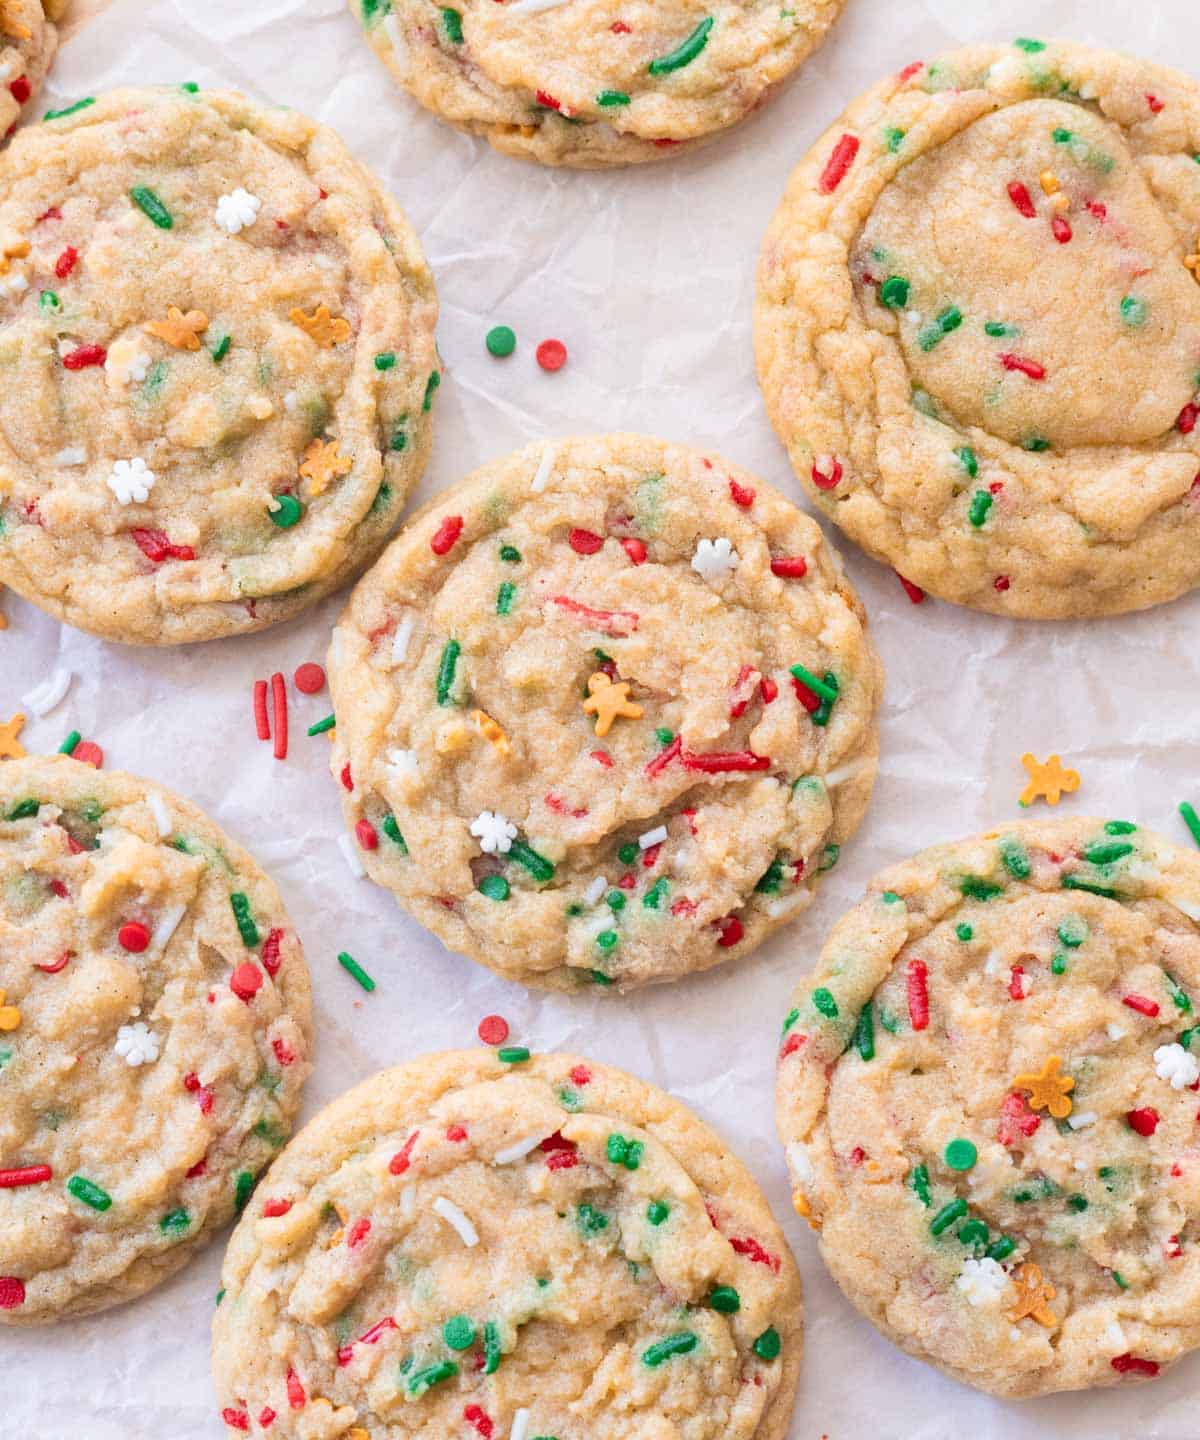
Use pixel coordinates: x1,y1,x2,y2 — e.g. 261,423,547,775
756,41,1200,618
776,817,1200,1396
0,3,58,140
0,85,437,645
353,0,846,169
212,1049,802,1438
0,756,312,1323
327,434,882,992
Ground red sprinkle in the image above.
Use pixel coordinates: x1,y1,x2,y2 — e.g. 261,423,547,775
1007,181,1037,218
1127,1107,1160,1137
221,1410,250,1433
446,1124,468,1143
271,1037,295,1067
54,244,79,278
62,343,107,370
770,555,808,579
261,1198,292,1218
590,749,614,768
271,672,288,761
431,515,464,555
536,339,568,372
1146,93,1165,114
780,1032,804,1059
230,963,263,1002
34,950,72,974
117,921,150,953
478,1014,509,1046
729,478,756,508
897,573,926,605
552,594,638,635
1087,200,1107,220
1008,964,1027,1001
0,1277,25,1309
569,527,604,555
340,762,354,792
1123,993,1161,1018
535,89,562,112
998,1092,1041,1145
999,353,1046,380
760,676,779,703
389,1130,420,1175
994,575,1011,592
819,133,860,193
346,1217,371,1249
355,818,379,850
261,928,284,977
9,75,29,104
258,1409,276,1430
293,662,325,694
73,741,102,768
253,680,270,741
681,749,770,773
715,915,744,948
464,1405,495,1439
0,1165,52,1188
729,1235,782,1274
896,60,924,84
131,528,195,562
1051,215,1073,244
906,958,929,1031
185,1158,207,1179
620,536,647,565
611,19,631,33
1178,402,1199,435
644,734,681,778
811,456,843,490
1112,1353,1160,1377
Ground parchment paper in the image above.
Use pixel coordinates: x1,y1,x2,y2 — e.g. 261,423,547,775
6,0,1200,1434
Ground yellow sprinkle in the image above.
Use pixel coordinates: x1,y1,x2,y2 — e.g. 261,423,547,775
582,672,643,737
792,1190,820,1230
0,712,26,759
1020,752,1080,807
0,989,20,1032
289,304,352,349
1012,1055,1074,1119
1039,170,1060,196
0,239,30,275
144,305,209,351
472,708,511,757
298,438,352,498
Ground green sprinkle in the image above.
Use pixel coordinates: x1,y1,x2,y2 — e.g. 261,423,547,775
782,1007,800,1034
483,1320,502,1374
1062,875,1117,897
596,930,619,952
559,1087,582,1110
854,1001,875,1062
618,842,638,864
647,1200,670,1226
337,951,376,993
756,858,784,894
577,1202,609,1235
930,1197,968,1236
443,1315,475,1350
497,1046,530,1064
67,1176,112,1211
955,923,974,942
1014,37,1046,52
1181,1025,1200,1051
1106,820,1137,834
999,838,1030,879
1051,952,1067,975
1012,1176,1059,1203
478,873,510,902
986,1235,1016,1261
910,1164,931,1206
954,446,978,479
500,543,521,563
597,89,631,107
607,1134,644,1170
606,891,626,911
812,987,838,1019
1180,802,1200,848
918,306,963,351
440,7,463,43
486,325,516,357
1057,917,1087,948
390,424,408,452
1053,127,1075,143
382,814,407,853
643,877,669,910
643,1332,698,1366
1023,436,1051,452
654,727,675,746
509,839,555,883
1120,295,1148,327
436,639,461,706
753,1327,781,1361
589,969,613,986
648,16,713,75
58,730,81,756
944,1139,977,1172
984,320,1017,337
6,798,39,821
879,275,910,309
307,713,336,736
957,1218,989,1248
882,890,902,905
789,663,838,704
1084,841,1133,866
884,127,905,153
210,333,231,363
180,82,200,93
960,876,1002,901
1067,1193,1088,1212
708,1285,740,1314
879,1006,899,1034
230,892,259,947
374,351,397,370
39,289,61,312
407,1360,459,1397
968,490,994,528
215,1288,226,1305
422,370,440,411
1166,972,1192,1014
44,96,96,120
159,1207,190,1234
130,186,173,229
1113,1270,1129,1289
496,581,516,616
269,494,303,528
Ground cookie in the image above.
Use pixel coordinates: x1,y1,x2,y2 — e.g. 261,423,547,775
352,0,846,169
776,816,1200,1396
0,756,312,1323
0,3,58,139
212,1048,802,1438
327,434,882,993
0,85,438,645
756,41,1200,619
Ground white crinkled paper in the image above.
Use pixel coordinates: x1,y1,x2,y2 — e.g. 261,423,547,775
7,0,1200,1435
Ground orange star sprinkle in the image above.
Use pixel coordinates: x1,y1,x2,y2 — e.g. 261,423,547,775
298,438,352,498
582,671,643,737
1006,1262,1058,1328
289,304,352,348
0,989,20,1032
1013,1054,1075,1119
0,3,31,41
0,713,25,759
472,708,511,757
1020,752,1080,807
144,305,209,351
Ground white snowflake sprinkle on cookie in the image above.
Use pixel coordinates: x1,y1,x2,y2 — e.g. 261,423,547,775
105,335,152,388
691,536,739,583
1154,1041,1200,1090
114,1022,159,1067
470,810,517,855
955,1256,1009,1307
215,187,262,235
107,457,156,505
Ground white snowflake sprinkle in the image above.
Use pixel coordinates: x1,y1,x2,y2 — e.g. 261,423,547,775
691,537,739,583
114,1022,160,1067
432,1196,479,1247
639,825,668,851
215,187,262,235
107,457,156,505
105,336,151,388
470,810,517,855
955,1257,1009,1307
1155,1042,1200,1090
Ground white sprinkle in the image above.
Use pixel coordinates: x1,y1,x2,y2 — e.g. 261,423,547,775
151,902,188,951
391,615,415,665
382,14,412,77
983,951,1003,978
531,445,556,493
471,810,517,855
0,271,27,296
1073,1159,1087,1172
955,1256,1009,1307
1104,1320,1127,1352
509,1410,531,1440
22,668,73,716
494,1134,547,1166
691,536,739,583
639,825,668,851
767,892,809,919
1067,1110,1098,1130
583,875,607,906
432,1196,479,1247
400,1185,416,1219
148,792,172,837
387,748,419,780
215,187,262,235
786,1141,814,1185
505,0,575,12
822,757,871,789
53,446,86,467
114,1021,159,1066
1155,1042,1200,1090
337,832,366,879
1106,1023,1126,1042
106,457,156,505
1170,895,1200,922
283,391,299,412
104,336,151,388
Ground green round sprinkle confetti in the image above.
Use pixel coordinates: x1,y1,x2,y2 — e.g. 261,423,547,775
606,891,626,911
709,1285,740,1314
618,842,638,864
930,1197,968,1236
955,923,974,942
655,728,675,746
443,1315,476,1350
1068,1193,1089,1212
879,275,910,309
67,1175,112,1211
497,1046,530,1064
647,1200,670,1226
479,873,510,902
753,1327,781,1361
596,930,619,952
1057,917,1087,948
500,543,521,563
486,325,517,357
642,1331,698,1367
130,185,173,229
374,351,397,370
337,951,376,992
944,1138,977,1172
1120,295,1148,327
269,494,303,528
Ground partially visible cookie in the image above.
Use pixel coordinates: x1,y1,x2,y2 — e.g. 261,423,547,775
0,3,57,138
757,41,1200,618
212,1049,802,1439
352,1,846,168
776,817,1200,1396
0,85,438,644
327,434,882,993
0,757,312,1323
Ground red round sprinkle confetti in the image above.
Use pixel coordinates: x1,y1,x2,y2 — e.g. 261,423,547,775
293,662,325,694
1128,1107,1160,1136
569,1064,592,1086
346,1218,371,1249
536,338,567,372
994,575,1011,592
0,1276,24,1309
770,555,808,579
446,1124,468,1142
62,343,106,370
230,962,263,1002
221,1410,250,1433
117,921,150,953
568,527,603,555
477,1014,509,1046
715,915,744,948
258,1409,277,1429
620,536,647,565
431,514,464,555
355,818,379,850
811,456,843,490
72,740,102,768
611,19,631,33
